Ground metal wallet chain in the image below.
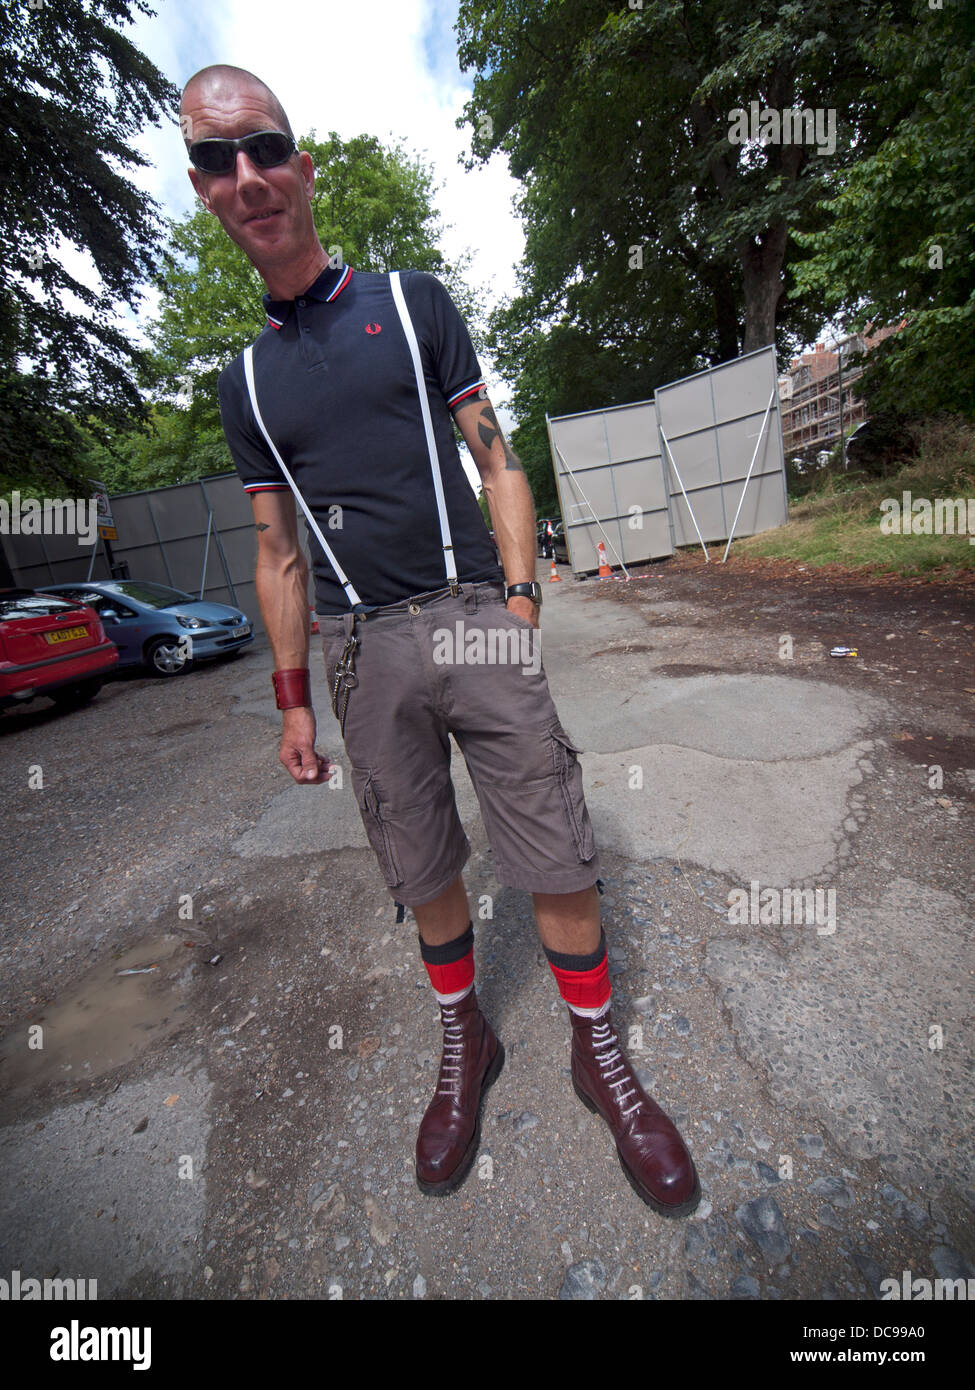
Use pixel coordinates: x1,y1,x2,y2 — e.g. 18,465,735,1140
330,630,360,736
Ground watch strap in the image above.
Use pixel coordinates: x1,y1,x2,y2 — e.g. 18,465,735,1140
505,581,542,605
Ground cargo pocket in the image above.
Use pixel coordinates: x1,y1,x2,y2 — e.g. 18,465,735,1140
549,724,597,862
351,769,404,888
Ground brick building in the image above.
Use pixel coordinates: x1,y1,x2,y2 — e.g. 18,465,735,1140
778,324,901,461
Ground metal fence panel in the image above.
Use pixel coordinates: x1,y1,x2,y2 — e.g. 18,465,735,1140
546,346,788,572
1,473,282,634
656,346,787,552
547,400,673,572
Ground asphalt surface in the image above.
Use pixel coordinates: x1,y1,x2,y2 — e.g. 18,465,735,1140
0,560,972,1301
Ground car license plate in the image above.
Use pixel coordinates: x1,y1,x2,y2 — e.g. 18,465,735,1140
45,626,87,644
231,624,249,638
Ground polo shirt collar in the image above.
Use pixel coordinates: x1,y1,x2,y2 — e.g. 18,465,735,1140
262,262,354,329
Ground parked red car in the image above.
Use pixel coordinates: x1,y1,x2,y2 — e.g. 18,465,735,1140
0,589,119,712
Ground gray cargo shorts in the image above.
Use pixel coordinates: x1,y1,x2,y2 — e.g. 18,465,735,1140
318,580,600,906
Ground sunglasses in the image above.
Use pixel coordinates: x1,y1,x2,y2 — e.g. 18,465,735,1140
188,129,296,176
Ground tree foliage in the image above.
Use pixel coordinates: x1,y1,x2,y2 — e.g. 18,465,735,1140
454,0,922,489
791,1,975,417
0,0,178,495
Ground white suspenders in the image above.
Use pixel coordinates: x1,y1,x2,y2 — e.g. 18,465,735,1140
242,344,363,609
387,271,457,590
242,269,457,610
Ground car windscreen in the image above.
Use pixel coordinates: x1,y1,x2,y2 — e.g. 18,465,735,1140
0,593,86,620
106,582,195,609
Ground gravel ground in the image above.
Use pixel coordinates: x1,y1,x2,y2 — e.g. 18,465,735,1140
0,555,972,1302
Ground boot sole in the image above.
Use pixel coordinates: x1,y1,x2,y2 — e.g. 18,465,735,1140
572,1076,702,1219
416,1039,505,1196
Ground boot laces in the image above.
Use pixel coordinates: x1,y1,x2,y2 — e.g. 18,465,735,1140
590,1019,642,1117
436,1004,465,1099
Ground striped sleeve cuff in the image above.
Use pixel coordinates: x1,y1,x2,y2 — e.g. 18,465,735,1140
447,380,486,410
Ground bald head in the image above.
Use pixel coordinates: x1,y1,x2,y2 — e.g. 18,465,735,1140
180,65,294,144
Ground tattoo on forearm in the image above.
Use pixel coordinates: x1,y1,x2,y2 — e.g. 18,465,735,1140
255,522,270,531
476,404,524,472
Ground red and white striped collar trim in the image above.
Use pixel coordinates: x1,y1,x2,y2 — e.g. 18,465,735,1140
263,264,354,330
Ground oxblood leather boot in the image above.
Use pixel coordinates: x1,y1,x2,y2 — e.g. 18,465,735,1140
569,1007,701,1217
415,985,504,1195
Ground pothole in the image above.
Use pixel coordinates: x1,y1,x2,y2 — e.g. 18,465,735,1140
655,663,726,678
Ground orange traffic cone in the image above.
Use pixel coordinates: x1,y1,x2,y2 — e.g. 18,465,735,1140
548,558,561,582
309,605,319,634
597,543,612,577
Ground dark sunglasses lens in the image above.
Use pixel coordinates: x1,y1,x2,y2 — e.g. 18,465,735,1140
190,141,235,174
242,132,294,167
189,132,292,174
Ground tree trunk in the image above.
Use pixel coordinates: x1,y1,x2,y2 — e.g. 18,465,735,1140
739,219,788,352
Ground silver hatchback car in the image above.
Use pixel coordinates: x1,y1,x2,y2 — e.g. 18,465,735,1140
40,581,255,677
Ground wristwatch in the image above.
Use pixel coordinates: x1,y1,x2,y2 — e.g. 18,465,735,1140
504,581,543,607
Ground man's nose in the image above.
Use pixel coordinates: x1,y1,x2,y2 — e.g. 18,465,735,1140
235,151,270,192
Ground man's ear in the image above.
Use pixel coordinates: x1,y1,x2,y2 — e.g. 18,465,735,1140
298,150,316,200
188,166,215,213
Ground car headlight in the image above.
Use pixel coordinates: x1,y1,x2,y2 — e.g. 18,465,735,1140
175,615,207,629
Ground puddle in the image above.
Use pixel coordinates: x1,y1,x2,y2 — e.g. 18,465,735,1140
0,934,199,1109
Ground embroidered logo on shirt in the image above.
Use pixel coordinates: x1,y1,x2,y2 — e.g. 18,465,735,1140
365,322,382,334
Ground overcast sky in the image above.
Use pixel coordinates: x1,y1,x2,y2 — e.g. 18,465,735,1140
123,0,525,447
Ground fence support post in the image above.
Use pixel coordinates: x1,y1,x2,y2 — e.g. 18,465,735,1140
721,387,776,564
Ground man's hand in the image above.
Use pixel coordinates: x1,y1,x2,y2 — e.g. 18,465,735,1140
506,596,540,628
279,706,331,783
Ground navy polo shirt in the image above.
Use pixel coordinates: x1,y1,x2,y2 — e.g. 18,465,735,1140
218,263,504,613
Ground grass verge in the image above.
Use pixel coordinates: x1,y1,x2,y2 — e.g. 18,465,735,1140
733,417,975,578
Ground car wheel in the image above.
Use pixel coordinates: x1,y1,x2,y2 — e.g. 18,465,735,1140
51,678,103,709
146,636,191,677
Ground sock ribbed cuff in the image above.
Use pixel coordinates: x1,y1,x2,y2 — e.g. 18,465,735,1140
418,921,474,965
542,928,607,974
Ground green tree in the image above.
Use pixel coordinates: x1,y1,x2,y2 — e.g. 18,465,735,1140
0,0,178,495
455,0,916,477
81,410,231,493
791,1,975,417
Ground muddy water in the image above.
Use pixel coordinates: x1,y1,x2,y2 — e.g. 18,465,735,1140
0,934,200,1113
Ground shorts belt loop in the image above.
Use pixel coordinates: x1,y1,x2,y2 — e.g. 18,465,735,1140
342,612,355,639
464,585,478,615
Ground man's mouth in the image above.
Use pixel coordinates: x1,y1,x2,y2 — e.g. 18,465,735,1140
246,209,281,223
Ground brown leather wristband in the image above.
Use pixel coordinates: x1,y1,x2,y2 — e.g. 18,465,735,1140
272,668,312,710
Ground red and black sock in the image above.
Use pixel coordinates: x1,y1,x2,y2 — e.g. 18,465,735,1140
543,929,611,1017
419,921,475,1004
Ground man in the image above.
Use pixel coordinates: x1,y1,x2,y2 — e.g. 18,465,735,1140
180,65,699,1217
